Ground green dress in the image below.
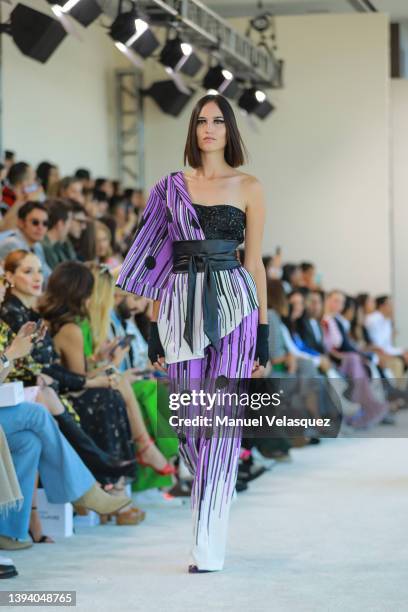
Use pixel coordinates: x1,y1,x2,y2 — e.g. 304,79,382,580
77,318,178,491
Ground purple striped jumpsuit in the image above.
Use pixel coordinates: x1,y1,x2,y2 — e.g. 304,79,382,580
117,171,259,570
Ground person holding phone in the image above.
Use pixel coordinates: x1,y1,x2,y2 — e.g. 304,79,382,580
117,94,269,573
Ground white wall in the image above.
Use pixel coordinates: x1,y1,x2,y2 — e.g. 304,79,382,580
390,80,408,346
1,7,392,297
1,0,128,177
143,13,391,296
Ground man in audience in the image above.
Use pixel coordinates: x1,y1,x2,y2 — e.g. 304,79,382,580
365,296,408,366
0,201,51,279
299,262,318,290
95,178,114,200
2,162,31,209
75,168,94,191
3,151,15,172
302,290,326,353
59,200,87,261
42,199,73,270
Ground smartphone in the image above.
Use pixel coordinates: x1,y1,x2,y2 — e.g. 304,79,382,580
275,246,281,255
105,366,117,376
32,319,43,339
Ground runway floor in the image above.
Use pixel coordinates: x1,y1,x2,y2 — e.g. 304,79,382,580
7,417,408,612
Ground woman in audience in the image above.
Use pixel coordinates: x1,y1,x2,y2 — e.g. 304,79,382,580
0,398,132,549
94,221,122,271
38,261,176,481
281,263,301,294
0,267,137,482
36,162,60,196
1,251,137,482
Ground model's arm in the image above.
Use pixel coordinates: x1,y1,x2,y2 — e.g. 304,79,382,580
151,300,161,322
243,177,268,325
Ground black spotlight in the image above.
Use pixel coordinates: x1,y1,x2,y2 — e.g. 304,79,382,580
143,80,194,117
109,8,159,59
3,3,66,63
160,37,203,77
202,65,239,99
47,0,102,28
238,87,274,119
254,99,275,120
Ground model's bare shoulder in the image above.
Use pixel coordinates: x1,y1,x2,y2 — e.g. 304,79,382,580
240,174,265,209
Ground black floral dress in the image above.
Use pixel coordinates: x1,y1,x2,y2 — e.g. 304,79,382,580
1,295,135,474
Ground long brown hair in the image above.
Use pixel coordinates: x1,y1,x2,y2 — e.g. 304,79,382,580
184,94,247,168
267,279,288,316
38,261,94,335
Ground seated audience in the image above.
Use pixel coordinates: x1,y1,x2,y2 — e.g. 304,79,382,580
322,290,390,428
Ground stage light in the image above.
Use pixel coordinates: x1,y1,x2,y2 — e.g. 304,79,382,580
159,36,203,77
114,42,144,69
202,65,239,99
143,80,194,117
1,3,66,63
47,0,102,27
238,87,275,119
109,7,159,59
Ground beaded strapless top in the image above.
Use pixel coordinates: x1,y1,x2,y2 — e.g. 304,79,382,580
192,203,246,244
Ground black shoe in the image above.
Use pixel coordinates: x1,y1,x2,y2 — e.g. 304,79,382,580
238,462,266,482
167,480,192,497
380,414,396,425
0,564,18,579
235,479,248,493
188,564,216,573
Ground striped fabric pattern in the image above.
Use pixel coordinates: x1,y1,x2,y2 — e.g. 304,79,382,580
116,170,259,364
168,308,258,570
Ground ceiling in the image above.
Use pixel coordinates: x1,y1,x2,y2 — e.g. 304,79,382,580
206,0,408,21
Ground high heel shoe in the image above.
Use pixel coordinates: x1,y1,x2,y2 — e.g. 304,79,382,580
135,436,176,476
100,506,146,525
29,507,54,543
72,483,131,515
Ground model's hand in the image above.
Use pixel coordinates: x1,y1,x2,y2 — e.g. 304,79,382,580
153,356,167,373
251,359,265,378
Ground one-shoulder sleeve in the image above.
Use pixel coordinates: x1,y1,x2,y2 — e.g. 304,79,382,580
116,176,173,300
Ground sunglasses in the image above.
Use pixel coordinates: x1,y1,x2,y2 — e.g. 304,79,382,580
29,219,49,228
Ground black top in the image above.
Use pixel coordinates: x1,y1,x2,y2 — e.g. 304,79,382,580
192,203,246,244
0,294,86,392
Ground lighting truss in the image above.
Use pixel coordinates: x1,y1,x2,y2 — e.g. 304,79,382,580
99,0,282,88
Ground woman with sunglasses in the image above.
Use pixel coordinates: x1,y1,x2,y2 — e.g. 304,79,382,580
117,94,269,573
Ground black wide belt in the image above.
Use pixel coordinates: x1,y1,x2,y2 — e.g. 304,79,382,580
172,239,241,353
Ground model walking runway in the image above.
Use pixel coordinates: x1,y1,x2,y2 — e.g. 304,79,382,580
117,93,269,572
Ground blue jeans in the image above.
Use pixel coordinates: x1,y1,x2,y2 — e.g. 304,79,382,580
0,402,95,540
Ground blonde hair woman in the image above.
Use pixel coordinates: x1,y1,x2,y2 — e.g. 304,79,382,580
94,221,122,271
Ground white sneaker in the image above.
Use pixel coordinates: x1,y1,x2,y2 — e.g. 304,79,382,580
0,556,13,566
